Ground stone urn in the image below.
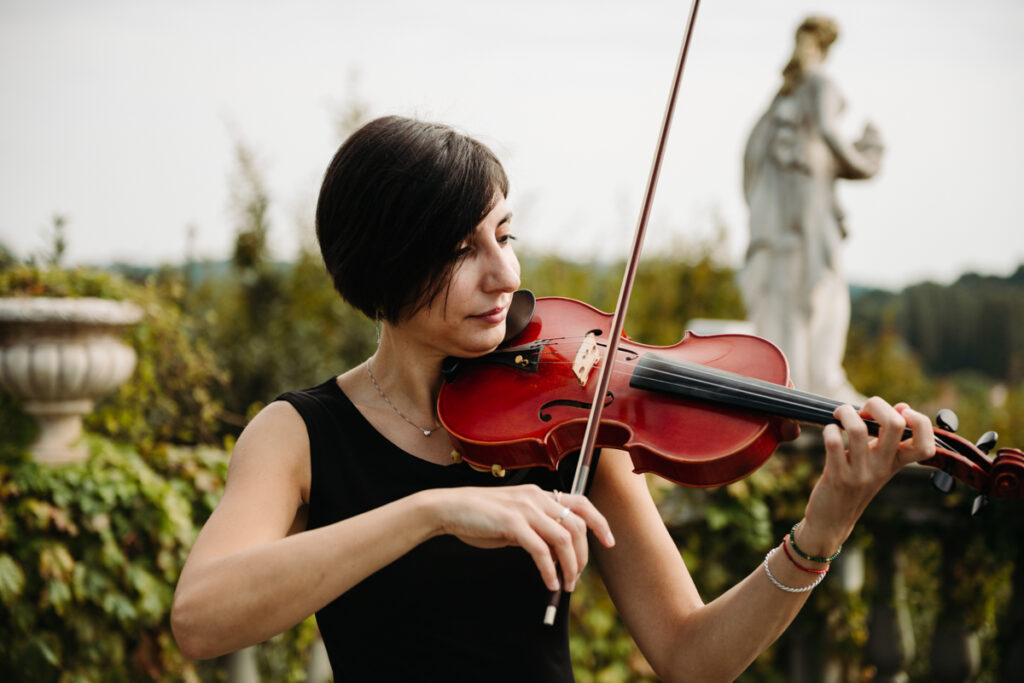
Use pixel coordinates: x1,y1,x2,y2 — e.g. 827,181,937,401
0,297,142,464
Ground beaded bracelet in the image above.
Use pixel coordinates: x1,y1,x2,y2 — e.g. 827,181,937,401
763,547,827,593
782,536,829,575
789,523,842,564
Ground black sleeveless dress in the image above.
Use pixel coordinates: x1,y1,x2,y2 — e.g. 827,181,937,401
276,378,590,682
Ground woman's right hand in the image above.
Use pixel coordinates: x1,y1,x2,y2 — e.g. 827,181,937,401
423,484,615,592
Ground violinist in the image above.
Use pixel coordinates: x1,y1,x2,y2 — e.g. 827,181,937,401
171,115,936,682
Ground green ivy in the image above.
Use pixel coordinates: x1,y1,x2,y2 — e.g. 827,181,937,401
0,263,319,681
0,437,321,682
0,437,225,681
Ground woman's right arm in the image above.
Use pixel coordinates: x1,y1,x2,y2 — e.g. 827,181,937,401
171,401,612,660
170,401,442,658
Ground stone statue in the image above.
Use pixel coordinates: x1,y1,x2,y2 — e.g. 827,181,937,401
741,15,883,403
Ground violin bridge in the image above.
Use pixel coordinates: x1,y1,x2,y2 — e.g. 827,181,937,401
572,332,601,386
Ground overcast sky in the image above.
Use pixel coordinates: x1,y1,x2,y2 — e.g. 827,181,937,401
1,0,1021,289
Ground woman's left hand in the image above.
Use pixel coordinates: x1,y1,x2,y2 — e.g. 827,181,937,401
797,397,936,555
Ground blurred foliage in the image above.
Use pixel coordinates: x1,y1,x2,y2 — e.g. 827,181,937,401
894,268,1024,382
0,260,320,681
181,140,376,431
520,230,745,347
0,437,227,681
0,434,319,682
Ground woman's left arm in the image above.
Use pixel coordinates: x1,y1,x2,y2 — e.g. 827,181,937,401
591,398,934,683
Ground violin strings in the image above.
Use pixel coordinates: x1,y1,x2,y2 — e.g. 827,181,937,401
629,361,959,455
519,340,901,438
521,341,957,454
529,350,838,423
525,339,836,418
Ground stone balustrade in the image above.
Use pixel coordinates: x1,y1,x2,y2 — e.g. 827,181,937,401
660,439,1023,682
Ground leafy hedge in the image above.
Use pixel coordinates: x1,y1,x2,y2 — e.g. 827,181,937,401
0,265,318,681
0,438,226,681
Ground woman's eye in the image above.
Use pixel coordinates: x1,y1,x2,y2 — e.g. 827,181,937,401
498,234,517,246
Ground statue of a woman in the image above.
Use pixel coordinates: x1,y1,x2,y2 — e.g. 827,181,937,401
741,15,883,403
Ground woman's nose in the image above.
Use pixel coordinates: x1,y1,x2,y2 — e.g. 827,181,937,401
487,248,520,293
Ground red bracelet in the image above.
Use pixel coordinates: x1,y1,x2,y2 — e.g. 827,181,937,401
782,535,829,575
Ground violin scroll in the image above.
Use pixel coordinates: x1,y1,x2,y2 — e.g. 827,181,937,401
990,448,1024,499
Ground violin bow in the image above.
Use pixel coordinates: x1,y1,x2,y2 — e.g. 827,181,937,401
544,0,703,625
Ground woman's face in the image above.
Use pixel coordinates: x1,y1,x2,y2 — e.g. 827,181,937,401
397,191,521,359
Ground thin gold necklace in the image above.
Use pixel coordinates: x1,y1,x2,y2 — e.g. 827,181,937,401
366,360,439,437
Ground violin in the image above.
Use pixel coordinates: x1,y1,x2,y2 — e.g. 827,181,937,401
438,294,1024,501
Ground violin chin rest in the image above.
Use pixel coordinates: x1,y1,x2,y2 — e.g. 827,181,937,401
502,289,536,344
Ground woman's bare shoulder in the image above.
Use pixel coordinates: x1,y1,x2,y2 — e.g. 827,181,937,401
226,400,312,504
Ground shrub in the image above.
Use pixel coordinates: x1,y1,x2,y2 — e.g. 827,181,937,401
0,437,227,681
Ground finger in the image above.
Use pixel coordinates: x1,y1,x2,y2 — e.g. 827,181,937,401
779,418,801,442
558,494,615,548
513,520,562,591
560,510,589,587
822,422,845,466
534,514,579,590
542,491,601,589
896,405,936,463
832,404,865,464
860,396,905,462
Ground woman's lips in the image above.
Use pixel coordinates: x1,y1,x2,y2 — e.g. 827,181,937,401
471,306,508,325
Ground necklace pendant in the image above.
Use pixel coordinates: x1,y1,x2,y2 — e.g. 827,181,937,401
367,361,439,437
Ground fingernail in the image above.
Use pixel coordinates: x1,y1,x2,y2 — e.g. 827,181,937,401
605,531,616,546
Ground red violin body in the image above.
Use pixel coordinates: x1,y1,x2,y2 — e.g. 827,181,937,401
440,297,795,487
438,296,1024,497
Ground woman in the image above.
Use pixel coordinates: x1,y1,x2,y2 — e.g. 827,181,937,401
171,115,934,681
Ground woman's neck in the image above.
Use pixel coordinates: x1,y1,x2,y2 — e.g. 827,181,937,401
368,326,446,419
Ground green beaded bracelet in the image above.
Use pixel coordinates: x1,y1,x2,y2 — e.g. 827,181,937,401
789,523,842,563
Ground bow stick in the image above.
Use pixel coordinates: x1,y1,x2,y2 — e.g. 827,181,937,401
544,0,703,625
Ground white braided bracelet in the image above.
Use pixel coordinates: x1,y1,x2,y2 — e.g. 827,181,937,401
763,547,827,593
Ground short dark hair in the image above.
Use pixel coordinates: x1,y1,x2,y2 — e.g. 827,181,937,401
315,115,509,323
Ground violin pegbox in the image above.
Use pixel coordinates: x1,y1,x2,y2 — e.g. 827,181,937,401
924,406,1024,511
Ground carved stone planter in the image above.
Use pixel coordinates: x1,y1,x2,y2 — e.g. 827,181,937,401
0,297,142,464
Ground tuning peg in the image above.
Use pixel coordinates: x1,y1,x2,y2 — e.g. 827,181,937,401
931,469,955,494
971,494,990,517
936,409,959,433
975,431,998,454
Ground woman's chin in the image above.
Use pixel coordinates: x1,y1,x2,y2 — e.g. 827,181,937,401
456,327,506,358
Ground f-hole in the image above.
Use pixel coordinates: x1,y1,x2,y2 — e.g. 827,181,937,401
539,392,614,422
